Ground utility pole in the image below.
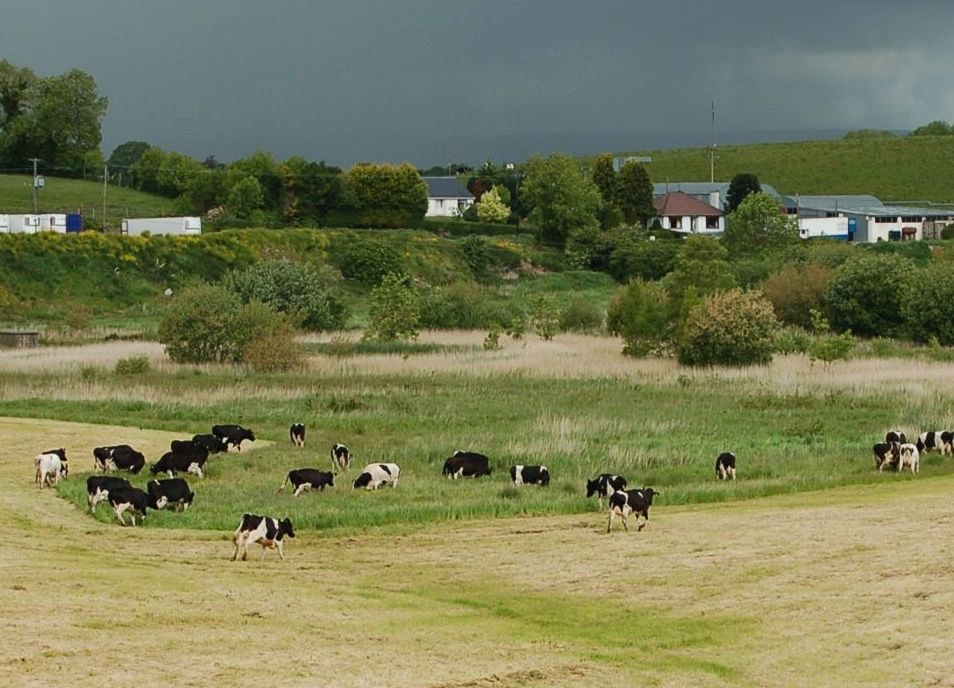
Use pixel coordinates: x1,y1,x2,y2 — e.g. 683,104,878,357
102,164,108,232
710,101,717,184
29,157,41,212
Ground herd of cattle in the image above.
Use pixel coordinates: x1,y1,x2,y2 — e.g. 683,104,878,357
30,421,939,560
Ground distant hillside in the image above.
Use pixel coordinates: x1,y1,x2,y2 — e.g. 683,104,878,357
0,175,178,228
611,135,954,203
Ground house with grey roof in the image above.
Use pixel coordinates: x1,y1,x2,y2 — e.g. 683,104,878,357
422,177,475,218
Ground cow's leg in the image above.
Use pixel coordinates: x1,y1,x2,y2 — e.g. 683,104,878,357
293,484,306,497
230,534,240,561
277,541,285,561
607,510,614,533
114,505,127,526
621,512,629,532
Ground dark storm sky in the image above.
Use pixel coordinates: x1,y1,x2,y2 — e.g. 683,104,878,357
4,0,952,167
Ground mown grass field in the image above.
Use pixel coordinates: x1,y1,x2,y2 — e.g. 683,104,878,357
0,174,178,227
609,135,954,202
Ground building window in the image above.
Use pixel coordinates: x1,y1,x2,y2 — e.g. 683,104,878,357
874,216,898,223
670,217,682,229
706,215,720,229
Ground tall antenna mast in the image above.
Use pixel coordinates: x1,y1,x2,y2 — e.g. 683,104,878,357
710,100,717,183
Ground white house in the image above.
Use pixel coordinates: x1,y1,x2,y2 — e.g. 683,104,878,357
652,191,724,234
652,181,784,212
423,177,475,217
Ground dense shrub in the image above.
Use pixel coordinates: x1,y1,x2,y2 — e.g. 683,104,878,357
529,294,560,341
460,235,491,278
559,297,604,333
223,259,348,332
364,273,420,341
242,323,306,372
158,284,291,363
901,264,954,344
330,239,405,285
418,282,487,329
345,163,428,228
607,279,674,356
761,263,833,328
114,355,151,375
773,326,813,355
677,289,779,367
824,254,914,337
606,231,679,282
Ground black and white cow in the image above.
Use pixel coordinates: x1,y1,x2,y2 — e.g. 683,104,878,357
442,450,492,479
150,449,208,479
231,513,295,561
108,486,150,526
586,473,628,510
715,452,737,480
607,487,659,533
874,442,901,472
278,468,336,496
290,423,306,448
34,448,68,488
916,431,953,456
353,463,400,490
146,478,195,511
898,443,920,475
885,430,907,445
510,464,550,487
86,475,132,512
93,445,145,474
331,442,352,470
192,434,229,455
212,424,255,452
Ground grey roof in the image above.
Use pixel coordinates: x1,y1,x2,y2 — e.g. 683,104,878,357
652,181,783,201
423,177,474,199
793,194,954,218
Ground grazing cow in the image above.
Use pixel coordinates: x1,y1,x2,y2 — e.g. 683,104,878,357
510,464,550,487
353,463,400,490
607,487,659,533
331,442,352,470
885,430,907,445
290,423,306,448
93,445,145,474
916,431,953,455
146,478,195,511
108,487,150,526
586,473,628,510
874,442,901,472
231,513,295,562
150,449,208,479
212,424,255,452
34,449,68,488
715,452,737,481
442,450,492,479
278,468,336,496
192,434,229,455
86,475,132,512
898,443,920,475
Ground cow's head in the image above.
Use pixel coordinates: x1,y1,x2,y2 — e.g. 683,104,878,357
59,459,69,479
352,472,372,490
642,487,659,503
279,518,295,539
244,429,256,443
586,478,600,497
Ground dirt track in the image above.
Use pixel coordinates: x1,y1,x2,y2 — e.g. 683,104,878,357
3,417,954,687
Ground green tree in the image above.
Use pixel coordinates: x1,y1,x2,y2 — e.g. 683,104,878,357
227,175,265,220
0,60,37,129
278,156,343,225
677,289,779,367
724,192,798,257
131,146,167,194
591,153,616,203
107,140,151,185
725,173,761,212
664,234,736,301
824,253,914,338
365,273,420,341
900,264,954,344
229,150,281,210
520,153,601,248
0,68,108,173
158,151,204,197
614,161,654,226
346,162,428,228
760,263,833,329
607,279,675,356
475,185,510,223
911,120,953,136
